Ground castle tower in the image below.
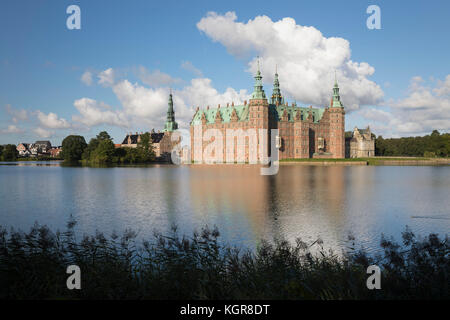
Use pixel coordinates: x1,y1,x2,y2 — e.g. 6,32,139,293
163,91,178,132
249,58,269,162
328,74,345,158
270,65,284,105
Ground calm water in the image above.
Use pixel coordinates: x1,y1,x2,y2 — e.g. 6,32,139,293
0,162,449,254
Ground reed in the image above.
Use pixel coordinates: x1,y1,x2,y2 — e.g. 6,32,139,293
0,219,448,300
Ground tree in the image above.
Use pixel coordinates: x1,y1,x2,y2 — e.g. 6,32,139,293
96,131,111,141
0,145,3,159
90,139,115,163
136,132,155,162
1,144,18,161
82,131,116,164
61,135,87,162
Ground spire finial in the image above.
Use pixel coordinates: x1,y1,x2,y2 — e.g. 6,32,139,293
251,56,266,100
275,63,278,75
334,70,338,86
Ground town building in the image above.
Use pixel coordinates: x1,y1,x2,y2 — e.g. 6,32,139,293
16,143,31,157
120,93,180,161
48,146,62,158
190,63,345,163
347,126,375,158
32,141,52,154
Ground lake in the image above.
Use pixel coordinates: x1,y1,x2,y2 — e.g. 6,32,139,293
0,162,449,254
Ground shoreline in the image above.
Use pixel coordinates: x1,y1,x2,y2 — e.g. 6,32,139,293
280,157,450,166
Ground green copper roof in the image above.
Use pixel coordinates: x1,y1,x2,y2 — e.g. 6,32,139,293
163,93,178,132
191,105,249,125
250,59,266,100
272,105,325,123
330,76,344,108
270,66,284,105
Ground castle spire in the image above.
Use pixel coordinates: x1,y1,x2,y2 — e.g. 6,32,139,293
271,64,283,105
330,73,344,108
251,56,266,100
164,91,178,132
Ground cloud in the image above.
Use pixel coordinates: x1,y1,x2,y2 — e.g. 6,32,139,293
1,125,24,134
110,77,249,130
5,104,28,123
81,71,93,86
72,98,129,128
36,111,71,129
181,61,203,77
136,66,182,87
98,68,115,87
33,127,53,138
197,11,384,111
358,108,391,123
359,75,450,136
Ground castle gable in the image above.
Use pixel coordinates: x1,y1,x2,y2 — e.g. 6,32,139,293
191,105,249,126
272,104,325,123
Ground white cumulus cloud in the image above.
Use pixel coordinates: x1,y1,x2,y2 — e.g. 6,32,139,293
1,125,24,134
197,11,384,111
98,68,115,87
36,111,71,129
359,75,450,137
33,127,53,138
72,98,129,128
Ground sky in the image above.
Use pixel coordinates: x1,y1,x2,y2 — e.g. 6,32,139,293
0,0,449,146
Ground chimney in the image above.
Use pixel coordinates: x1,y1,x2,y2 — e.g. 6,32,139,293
226,103,229,107
244,100,247,105
207,105,209,110
218,104,220,108
231,102,234,106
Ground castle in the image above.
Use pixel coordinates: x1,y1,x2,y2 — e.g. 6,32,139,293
190,63,345,163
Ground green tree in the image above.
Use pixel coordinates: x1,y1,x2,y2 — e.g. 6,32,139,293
82,131,119,164
1,144,18,161
136,132,155,162
0,145,3,159
375,136,386,156
96,131,112,141
82,138,99,160
61,135,87,162
90,139,115,163
82,131,112,161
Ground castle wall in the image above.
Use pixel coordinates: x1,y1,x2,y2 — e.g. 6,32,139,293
190,103,345,162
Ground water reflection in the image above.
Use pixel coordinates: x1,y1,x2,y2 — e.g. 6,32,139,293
0,164,448,254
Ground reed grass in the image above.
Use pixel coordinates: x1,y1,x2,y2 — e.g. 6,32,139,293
0,219,448,300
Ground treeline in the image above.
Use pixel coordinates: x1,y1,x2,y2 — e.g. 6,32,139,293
0,222,448,299
375,130,449,157
0,144,18,161
61,131,155,164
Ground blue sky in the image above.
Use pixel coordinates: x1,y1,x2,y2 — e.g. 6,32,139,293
1,0,449,145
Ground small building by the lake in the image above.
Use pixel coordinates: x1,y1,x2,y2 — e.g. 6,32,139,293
347,126,375,158
120,93,180,162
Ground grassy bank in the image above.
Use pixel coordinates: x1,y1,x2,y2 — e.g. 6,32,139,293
280,157,450,166
0,221,448,300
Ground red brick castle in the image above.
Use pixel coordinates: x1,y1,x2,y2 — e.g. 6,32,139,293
190,62,345,163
